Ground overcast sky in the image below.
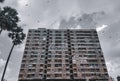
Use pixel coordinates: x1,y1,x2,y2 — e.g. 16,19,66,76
0,0,120,81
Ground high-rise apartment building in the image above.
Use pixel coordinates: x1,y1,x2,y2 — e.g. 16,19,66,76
18,28,109,81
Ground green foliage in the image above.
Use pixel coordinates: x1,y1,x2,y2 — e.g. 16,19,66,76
0,6,19,33
0,0,4,3
8,27,26,45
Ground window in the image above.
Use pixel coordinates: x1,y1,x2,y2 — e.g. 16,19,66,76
30,55,37,58
39,69,43,72
21,64,25,68
47,64,51,67
55,64,62,67
55,40,62,43
27,74,35,78
56,34,61,36
28,69,35,72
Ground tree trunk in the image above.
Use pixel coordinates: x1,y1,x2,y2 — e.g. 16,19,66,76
1,43,15,81
0,29,2,34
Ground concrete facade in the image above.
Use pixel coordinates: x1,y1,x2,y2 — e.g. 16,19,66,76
18,28,109,81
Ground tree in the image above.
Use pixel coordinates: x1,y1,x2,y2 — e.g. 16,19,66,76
1,27,26,81
0,0,4,3
0,6,19,34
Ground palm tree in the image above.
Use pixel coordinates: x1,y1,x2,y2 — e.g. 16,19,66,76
0,6,19,34
1,27,26,81
0,0,4,3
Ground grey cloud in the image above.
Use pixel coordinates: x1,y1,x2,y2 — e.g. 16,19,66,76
98,20,120,60
106,58,120,81
59,0,120,29
59,16,78,29
1,0,18,8
96,20,120,81
59,11,105,29
0,50,1,55
0,59,6,68
0,34,24,81
0,0,120,81
77,13,97,28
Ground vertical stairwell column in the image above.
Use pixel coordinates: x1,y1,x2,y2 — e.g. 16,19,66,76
43,29,49,80
67,30,74,81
